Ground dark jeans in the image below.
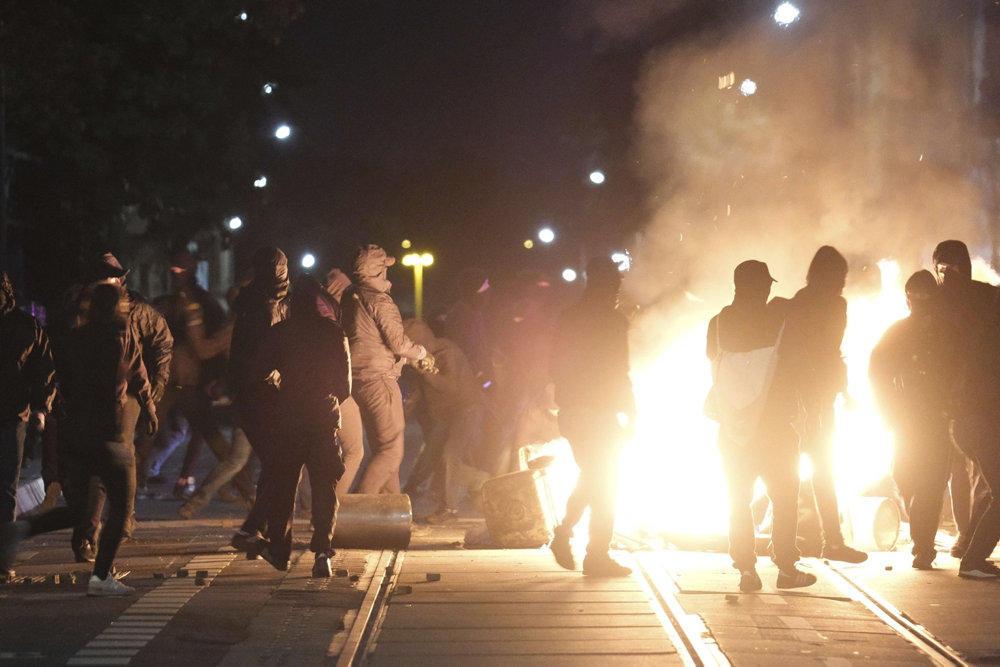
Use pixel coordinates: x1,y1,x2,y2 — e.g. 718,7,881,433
555,407,625,557
264,424,344,564
239,412,275,537
29,437,136,580
0,420,27,524
949,442,988,544
406,404,485,509
891,423,951,559
354,377,406,495
801,402,846,548
951,413,1000,568
76,397,140,546
720,418,801,572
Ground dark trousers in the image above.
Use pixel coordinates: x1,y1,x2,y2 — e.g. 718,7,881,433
801,402,846,548
949,443,988,545
951,413,1000,568
239,413,274,537
354,377,406,495
555,407,624,557
720,418,801,572
75,397,140,547
0,420,27,524
29,436,135,580
264,425,344,564
891,424,951,559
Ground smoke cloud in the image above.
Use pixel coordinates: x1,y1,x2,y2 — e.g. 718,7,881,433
619,1,990,352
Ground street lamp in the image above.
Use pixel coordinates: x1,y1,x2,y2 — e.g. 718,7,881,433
227,216,243,231
402,252,434,320
588,170,605,185
274,124,292,140
773,2,800,26
301,253,316,269
538,227,555,244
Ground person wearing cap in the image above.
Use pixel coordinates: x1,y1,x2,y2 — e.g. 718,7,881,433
0,271,56,583
45,251,172,563
782,245,867,564
706,260,816,591
869,270,953,570
548,257,635,578
931,239,1000,579
341,244,429,494
1,283,156,596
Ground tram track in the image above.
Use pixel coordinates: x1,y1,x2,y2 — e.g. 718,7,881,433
336,549,403,667
817,560,972,667
630,540,973,666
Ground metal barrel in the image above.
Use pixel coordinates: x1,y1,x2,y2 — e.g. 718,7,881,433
331,494,412,549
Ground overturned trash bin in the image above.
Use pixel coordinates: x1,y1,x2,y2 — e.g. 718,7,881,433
331,494,412,550
482,468,556,548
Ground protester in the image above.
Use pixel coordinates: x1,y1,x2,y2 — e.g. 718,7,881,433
548,257,634,577
402,318,489,524
141,250,237,502
252,276,351,576
932,240,1000,579
341,244,428,495
0,283,157,596
707,260,816,591
0,271,56,582
227,247,291,555
783,245,867,563
323,268,364,493
868,270,952,570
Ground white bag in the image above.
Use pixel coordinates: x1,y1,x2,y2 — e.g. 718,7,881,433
705,320,783,445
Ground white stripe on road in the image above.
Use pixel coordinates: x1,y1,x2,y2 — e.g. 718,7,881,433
66,553,236,666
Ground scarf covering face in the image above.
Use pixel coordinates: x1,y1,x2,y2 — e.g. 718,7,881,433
252,246,290,300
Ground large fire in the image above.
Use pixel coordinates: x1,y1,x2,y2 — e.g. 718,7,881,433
532,257,1000,549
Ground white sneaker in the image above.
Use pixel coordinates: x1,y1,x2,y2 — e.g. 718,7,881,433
87,574,135,597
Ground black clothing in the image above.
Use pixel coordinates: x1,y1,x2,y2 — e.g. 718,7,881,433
0,304,56,424
549,291,634,556
869,308,953,560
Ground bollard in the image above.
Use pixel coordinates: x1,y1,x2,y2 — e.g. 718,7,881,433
331,494,412,549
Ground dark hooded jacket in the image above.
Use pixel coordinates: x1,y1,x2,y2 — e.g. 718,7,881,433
229,247,291,412
0,272,57,422
58,284,153,443
403,319,482,422
549,280,634,418
255,277,351,433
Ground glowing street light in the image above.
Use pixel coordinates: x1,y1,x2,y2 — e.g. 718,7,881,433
562,268,578,282
589,170,606,185
274,124,292,140
227,216,243,231
301,253,316,269
773,2,800,26
402,252,434,320
253,175,268,188
740,79,757,96
538,227,555,244
262,82,276,95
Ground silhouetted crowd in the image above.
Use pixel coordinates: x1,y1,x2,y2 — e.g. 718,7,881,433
0,243,562,595
2,236,999,597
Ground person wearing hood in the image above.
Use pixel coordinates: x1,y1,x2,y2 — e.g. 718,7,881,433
707,261,816,591
869,270,953,570
252,275,351,576
402,318,488,524
0,271,56,582
1,283,156,596
547,257,635,578
323,267,364,494
931,240,1000,579
782,245,867,564
226,247,291,556
341,244,429,495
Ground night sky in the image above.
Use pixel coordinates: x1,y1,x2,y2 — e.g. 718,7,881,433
250,1,651,304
